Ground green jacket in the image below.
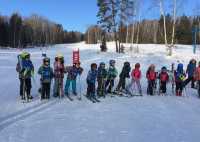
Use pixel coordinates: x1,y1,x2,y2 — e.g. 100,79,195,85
107,66,118,80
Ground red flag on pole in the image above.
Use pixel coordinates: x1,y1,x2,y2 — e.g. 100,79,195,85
73,49,80,64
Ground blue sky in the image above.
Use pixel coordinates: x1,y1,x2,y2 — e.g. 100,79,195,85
0,0,199,32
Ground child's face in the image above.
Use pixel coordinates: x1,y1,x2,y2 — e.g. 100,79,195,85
76,63,80,68
44,61,49,66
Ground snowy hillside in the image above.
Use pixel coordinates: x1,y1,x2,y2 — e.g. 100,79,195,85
0,42,200,142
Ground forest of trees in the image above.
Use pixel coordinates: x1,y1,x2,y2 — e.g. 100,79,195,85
86,15,200,45
0,13,84,48
95,0,200,55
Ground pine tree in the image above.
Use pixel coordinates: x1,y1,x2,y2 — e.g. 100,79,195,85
97,0,120,52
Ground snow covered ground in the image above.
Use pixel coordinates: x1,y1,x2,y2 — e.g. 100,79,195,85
0,42,200,142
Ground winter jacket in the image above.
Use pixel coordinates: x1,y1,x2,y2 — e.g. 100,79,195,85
194,67,200,81
131,68,141,80
97,67,107,80
18,59,34,79
186,61,196,77
65,66,83,80
159,72,169,82
87,69,98,84
175,64,186,82
38,65,54,83
54,61,65,78
119,63,131,79
146,70,157,81
107,66,118,80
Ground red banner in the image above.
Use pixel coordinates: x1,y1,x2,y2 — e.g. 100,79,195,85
73,49,80,64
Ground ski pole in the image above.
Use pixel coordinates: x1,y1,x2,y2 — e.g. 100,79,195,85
78,75,82,99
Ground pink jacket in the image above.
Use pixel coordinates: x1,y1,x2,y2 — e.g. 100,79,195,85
54,61,65,78
131,68,141,80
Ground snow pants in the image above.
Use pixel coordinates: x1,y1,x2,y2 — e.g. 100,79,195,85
197,81,200,97
64,79,77,95
41,82,51,99
126,79,142,95
116,77,126,91
20,78,32,99
160,81,167,94
147,80,156,95
184,76,195,88
53,78,64,97
87,81,95,98
97,78,106,97
105,79,115,93
176,81,184,96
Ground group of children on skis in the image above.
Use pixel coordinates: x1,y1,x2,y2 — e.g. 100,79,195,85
16,52,200,101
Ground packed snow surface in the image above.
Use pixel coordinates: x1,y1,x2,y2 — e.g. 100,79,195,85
0,42,200,142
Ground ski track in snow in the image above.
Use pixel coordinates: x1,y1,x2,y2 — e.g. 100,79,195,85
0,42,200,142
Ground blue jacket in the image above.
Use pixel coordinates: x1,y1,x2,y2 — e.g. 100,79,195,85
38,65,54,83
186,62,196,77
87,69,98,84
66,66,83,80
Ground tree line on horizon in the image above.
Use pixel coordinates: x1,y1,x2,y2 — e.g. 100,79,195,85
86,14,200,45
0,13,84,48
94,0,200,55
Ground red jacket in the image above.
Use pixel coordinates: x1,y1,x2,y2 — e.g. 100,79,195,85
194,67,200,81
146,70,157,81
131,68,141,80
159,72,169,82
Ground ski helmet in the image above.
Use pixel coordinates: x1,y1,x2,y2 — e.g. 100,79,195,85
109,60,116,66
161,66,167,71
100,62,105,67
124,62,130,67
135,63,140,68
56,53,64,59
43,57,50,64
24,53,30,59
20,52,30,59
91,63,97,70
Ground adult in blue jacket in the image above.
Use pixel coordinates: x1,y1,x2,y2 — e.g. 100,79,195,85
184,59,196,88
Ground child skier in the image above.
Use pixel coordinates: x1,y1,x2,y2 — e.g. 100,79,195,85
146,64,157,95
53,54,65,98
105,60,118,94
64,62,83,97
16,52,34,100
38,57,54,100
86,63,98,99
97,62,107,97
174,63,186,96
194,61,200,98
158,67,169,95
115,61,131,93
126,63,142,96
184,59,196,88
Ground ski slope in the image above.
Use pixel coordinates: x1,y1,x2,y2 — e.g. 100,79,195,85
0,42,200,142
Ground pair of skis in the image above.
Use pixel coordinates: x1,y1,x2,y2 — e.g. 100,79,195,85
66,94,82,101
85,95,101,103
